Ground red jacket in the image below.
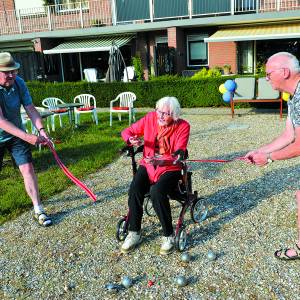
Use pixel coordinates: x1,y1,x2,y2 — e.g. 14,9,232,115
121,111,190,183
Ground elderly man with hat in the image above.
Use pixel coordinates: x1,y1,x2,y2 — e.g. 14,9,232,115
0,52,52,227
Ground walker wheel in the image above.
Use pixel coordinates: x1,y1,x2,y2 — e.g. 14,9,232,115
191,197,208,223
144,195,156,217
116,217,128,241
175,226,187,252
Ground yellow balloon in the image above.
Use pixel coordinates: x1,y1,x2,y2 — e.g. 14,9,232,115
282,92,290,101
219,84,227,94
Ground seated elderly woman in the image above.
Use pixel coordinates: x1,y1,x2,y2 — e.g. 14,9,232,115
120,96,190,255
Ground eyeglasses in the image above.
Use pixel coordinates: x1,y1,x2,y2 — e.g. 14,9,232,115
266,68,284,80
1,70,18,76
156,109,172,117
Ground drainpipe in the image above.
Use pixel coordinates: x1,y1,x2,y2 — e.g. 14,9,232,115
188,0,192,19
230,0,234,15
79,2,83,28
111,0,116,26
17,10,22,33
276,0,280,11
149,0,153,22
47,6,52,31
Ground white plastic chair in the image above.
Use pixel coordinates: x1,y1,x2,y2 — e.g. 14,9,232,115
35,107,52,133
123,66,135,82
83,68,98,82
110,92,137,126
20,107,33,133
73,94,98,125
42,97,68,131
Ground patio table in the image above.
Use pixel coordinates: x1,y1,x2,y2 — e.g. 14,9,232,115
21,109,53,133
56,103,84,126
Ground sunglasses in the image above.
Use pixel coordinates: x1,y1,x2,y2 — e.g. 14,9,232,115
156,109,173,117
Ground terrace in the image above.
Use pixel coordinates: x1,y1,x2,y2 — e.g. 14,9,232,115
0,0,299,36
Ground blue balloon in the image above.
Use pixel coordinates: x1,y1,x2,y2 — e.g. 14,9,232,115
224,80,236,92
222,91,232,103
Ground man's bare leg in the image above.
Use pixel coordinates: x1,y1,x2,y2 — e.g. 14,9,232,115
19,162,40,207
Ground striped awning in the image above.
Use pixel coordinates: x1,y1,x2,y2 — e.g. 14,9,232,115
0,41,34,52
205,23,300,43
43,35,134,54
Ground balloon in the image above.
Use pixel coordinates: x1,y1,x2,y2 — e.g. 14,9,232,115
219,84,227,94
282,92,290,101
224,80,237,92
222,91,232,103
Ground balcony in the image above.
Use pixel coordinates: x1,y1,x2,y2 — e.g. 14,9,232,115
0,0,299,36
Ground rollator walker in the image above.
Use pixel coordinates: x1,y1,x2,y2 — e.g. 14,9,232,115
116,145,208,251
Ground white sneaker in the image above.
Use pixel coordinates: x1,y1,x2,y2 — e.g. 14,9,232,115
121,231,141,254
160,235,175,255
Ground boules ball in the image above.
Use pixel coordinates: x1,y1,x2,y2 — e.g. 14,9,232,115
106,283,118,293
207,250,217,261
121,276,133,288
181,252,191,263
175,275,188,287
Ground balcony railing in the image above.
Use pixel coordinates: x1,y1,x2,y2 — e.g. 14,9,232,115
0,0,299,36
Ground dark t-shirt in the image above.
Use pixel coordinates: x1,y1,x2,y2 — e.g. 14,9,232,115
0,76,32,143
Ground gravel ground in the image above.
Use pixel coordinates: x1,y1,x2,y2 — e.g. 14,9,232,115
1,107,300,299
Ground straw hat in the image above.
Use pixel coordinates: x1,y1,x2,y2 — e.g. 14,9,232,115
0,52,20,71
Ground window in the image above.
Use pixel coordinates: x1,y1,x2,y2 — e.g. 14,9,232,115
54,0,88,12
15,0,46,17
187,35,208,67
238,41,254,74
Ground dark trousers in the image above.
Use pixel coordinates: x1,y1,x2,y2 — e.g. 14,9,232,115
128,165,181,236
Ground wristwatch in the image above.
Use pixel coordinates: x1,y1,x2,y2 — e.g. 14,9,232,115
267,153,273,163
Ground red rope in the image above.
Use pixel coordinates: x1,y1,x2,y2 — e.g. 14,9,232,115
46,141,97,202
151,156,246,166
186,157,246,163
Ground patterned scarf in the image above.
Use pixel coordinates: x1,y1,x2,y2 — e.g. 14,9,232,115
157,122,178,155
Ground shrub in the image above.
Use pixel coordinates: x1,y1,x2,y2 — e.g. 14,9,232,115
149,74,181,81
132,56,144,81
27,77,228,108
191,67,222,79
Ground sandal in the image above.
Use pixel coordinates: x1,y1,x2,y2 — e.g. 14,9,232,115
34,212,52,227
274,244,300,260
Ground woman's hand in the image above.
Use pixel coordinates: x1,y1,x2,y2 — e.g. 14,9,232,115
129,135,142,147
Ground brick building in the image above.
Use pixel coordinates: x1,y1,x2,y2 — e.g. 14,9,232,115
0,0,299,81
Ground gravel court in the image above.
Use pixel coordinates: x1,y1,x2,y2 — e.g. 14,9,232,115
1,108,300,299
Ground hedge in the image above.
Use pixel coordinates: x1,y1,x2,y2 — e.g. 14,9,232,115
27,78,230,108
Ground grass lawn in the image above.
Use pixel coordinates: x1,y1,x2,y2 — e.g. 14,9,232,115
0,112,144,225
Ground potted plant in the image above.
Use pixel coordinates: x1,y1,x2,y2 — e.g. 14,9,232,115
223,64,231,75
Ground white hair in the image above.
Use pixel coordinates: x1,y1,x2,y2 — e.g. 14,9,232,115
156,96,181,120
268,52,300,73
